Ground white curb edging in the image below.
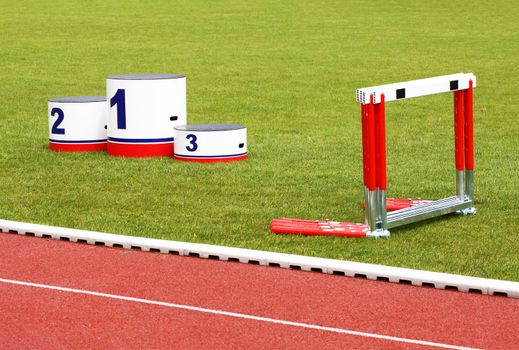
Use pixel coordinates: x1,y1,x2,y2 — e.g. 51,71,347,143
1,219,518,298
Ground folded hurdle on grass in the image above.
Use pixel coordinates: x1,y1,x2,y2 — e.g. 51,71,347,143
271,73,476,238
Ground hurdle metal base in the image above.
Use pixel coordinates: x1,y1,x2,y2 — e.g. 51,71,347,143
364,198,433,211
270,219,392,239
366,229,391,238
387,197,474,229
270,197,438,238
458,206,477,216
270,219,369,238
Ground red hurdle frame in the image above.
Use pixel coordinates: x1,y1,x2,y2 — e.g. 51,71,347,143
361,77,475,234
271,73,476,238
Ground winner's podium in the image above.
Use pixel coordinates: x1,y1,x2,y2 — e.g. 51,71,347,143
106,74,186,157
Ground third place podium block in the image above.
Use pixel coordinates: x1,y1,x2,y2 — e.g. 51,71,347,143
106,74,187,157
174,124,247,162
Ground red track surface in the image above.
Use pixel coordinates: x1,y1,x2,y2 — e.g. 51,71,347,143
1,233,518,349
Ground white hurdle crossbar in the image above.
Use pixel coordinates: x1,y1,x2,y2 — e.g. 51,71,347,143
356,73,477,104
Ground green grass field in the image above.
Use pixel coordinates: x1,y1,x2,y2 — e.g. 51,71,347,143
1,0,518,280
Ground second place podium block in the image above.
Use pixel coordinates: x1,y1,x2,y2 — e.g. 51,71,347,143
48,96,107,152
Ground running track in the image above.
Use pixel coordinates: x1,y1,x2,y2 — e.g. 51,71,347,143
1,233,518,349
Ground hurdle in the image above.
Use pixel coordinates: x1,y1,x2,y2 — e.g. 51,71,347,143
271,73,476,238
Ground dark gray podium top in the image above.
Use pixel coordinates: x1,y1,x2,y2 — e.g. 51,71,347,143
175,124,246,132
48,96,106,103
107,74,185,80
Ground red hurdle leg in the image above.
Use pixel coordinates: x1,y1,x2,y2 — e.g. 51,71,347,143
374,94,387,230
365,94,378,232
463,80,474,201
361,103,369,224
366,96,377,192
454,90,465,200
361,103,368,187
374,94,387,192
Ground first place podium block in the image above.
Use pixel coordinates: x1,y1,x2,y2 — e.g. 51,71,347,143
48,96,107,152
106,74,187,157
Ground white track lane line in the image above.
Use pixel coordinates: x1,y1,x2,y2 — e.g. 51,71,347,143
0,277,479,350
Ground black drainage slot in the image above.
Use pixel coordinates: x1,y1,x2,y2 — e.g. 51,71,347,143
104,125,107,129
228,257,240,262
131,245,142,250
493,291,508,297
208,255,219,260
42,234,52,239
150,248,160,253
113,243,123,248
289,265,302,270
377,276,390,282
333,271,345,276
445,285,458,291
170,116,178,121
269,263,281,268
169,250,179,255
238,143,244,148
8,230,18,234
25,232,35,237
422,282,435,288
77,239,87,244
469,288,482,294
95,241,105,246
310,268,323,273
188,252,200,258
60,237,70,242
399,279,412,285
248,260,260,265
354,273,367,279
